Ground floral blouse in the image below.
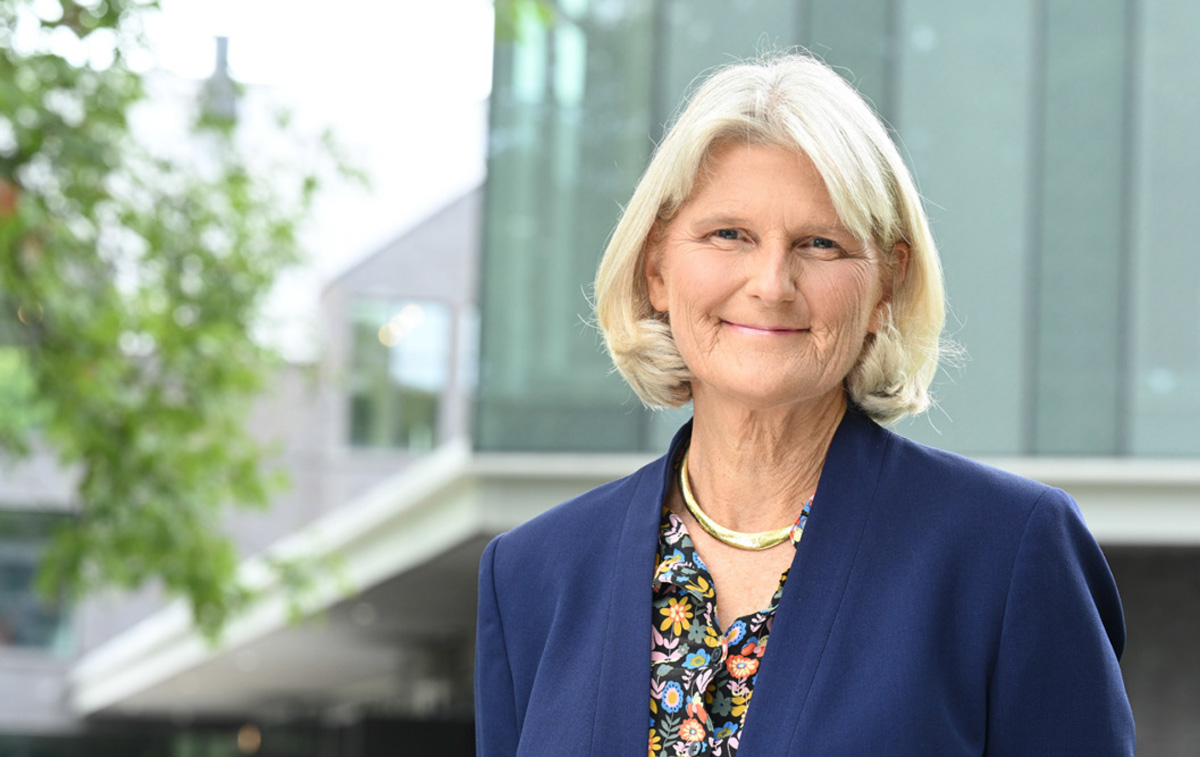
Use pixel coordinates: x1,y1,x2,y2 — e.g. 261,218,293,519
648,495,811,757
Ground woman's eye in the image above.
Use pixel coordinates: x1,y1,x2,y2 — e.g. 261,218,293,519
811,237,836,249
714,229,740,240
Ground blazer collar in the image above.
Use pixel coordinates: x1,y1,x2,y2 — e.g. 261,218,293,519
588,410,890,755
589,420,692,755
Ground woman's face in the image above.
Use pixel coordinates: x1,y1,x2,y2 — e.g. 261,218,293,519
646,142,888,414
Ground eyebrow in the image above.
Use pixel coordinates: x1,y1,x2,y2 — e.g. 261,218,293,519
687,215,852,237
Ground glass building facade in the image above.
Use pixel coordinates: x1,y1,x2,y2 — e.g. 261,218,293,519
476,0,1200,458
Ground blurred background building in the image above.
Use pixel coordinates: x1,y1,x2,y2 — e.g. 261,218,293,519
2,0,1199,755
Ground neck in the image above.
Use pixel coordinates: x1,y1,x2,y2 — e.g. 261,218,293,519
685,389,847,532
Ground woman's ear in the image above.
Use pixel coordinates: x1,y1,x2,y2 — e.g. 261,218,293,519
891,241,910,290
870,241,909,333
644,224,669,313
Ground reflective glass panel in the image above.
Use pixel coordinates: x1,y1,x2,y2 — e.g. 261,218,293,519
349,299,452,451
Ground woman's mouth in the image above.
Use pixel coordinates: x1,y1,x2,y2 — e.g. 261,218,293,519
722,320,805,336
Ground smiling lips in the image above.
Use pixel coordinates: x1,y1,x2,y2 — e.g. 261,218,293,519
722,320,806,335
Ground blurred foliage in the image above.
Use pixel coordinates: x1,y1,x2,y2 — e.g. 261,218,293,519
0,0,354,638
494,0,556,40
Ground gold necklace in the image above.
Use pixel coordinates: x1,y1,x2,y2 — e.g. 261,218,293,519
678,448,794,551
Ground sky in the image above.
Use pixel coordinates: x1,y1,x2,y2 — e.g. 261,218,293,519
146,0,495,357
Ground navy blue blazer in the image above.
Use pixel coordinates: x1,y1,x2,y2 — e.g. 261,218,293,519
475,410,1135,755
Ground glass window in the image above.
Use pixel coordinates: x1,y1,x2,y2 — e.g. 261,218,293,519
348,299,452,451
477,0,1200,458
476,0,660,451
0,511,71,653
887,0,1039,455
1129,0,1200,456
1029,0,1128,455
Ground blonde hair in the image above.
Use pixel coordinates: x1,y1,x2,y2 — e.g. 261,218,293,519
594,53,945,424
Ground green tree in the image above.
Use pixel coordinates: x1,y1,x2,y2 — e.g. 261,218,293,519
494,0,556,39
0,0,352,637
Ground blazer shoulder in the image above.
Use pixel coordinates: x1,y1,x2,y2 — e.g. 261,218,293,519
880,426,1064,513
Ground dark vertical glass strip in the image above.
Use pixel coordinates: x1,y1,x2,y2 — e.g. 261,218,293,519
638,0,673,452
1116,0,1140,455
1032,0,1128,455
880,0,900,123
650,0,672,145
1025,0,1048,456
797,0,813,49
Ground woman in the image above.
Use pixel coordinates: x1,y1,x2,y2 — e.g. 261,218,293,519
475,53,1134,755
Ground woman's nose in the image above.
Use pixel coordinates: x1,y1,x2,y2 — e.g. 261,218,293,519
744,242,797,305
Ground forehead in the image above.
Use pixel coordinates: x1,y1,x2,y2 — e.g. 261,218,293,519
679,142,843,226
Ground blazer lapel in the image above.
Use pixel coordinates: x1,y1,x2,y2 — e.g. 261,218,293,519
587,423,692,756
737,410,890,754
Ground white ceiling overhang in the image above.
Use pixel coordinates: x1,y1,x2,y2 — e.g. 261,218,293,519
67,441,654,722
